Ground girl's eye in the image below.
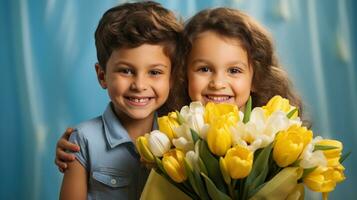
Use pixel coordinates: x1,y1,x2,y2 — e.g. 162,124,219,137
149,70,163,76
198,66,211,73
228,67,242,74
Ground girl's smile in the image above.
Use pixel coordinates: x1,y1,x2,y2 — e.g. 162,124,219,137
187,31,254,108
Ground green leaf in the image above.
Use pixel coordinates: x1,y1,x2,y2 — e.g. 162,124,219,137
340,151,351,163
198,157,208,175
286,108,298,119
247,182,267,198
243,143,273,199
194,169,210,200
313,145,339,151
243,96,252,124
199,140,227,194
201,173,232,200
176,110,185,125
190,129,200,143
184,158,200,196
300,166,317,179
155,156,165,173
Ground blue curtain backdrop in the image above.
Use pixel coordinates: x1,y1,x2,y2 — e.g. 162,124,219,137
0,0,356,199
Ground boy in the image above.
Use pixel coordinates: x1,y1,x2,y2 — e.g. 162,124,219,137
59,2,183,199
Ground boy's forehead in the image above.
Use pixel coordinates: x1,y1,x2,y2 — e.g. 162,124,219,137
108,44,172,66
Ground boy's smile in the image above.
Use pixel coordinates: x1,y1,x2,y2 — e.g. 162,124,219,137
96,44,171,121
187,31,254,109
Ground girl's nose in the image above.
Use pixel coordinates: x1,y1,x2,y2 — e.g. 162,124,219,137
208,73,226,90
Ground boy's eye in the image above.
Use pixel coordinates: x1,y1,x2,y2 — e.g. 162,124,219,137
228,67,242,74
118,68,134,75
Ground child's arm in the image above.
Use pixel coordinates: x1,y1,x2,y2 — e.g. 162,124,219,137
59,159,87,200
55,128,80,172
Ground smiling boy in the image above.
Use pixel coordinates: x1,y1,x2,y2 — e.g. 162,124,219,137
59,2,182,199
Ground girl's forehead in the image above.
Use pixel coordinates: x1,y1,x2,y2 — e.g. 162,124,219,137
193,31,244,46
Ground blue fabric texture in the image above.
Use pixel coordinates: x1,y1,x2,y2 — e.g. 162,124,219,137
69,103,153,200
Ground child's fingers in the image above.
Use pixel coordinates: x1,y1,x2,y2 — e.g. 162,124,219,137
55,159,68,173
63,127,74,139
57,138,80,152
56,147,76,162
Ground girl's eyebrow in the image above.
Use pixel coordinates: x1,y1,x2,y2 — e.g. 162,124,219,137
191,58,248,68
190,58,212,65
226,61,248,68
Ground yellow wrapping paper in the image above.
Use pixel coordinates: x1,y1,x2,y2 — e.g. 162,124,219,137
249,167,304,200
141,167,304,200
140,169,192,200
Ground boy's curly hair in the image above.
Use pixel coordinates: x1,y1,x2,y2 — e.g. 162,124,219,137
94,1,185,114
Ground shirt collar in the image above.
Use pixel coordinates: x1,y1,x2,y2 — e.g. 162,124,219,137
102,103,158,149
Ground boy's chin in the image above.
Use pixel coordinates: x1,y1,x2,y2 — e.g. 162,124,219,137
121,109,156,121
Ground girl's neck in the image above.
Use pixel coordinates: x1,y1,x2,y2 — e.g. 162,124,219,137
113,108,155,142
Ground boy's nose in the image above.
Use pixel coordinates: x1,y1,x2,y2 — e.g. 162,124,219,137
130,76,148,91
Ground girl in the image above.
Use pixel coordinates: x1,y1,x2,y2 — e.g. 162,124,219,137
56,7,303,177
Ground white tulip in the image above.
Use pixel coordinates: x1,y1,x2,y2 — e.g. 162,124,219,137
231,108,300,152
185,150,200,172
172,124,194,152
299,136,327,168
147,130,171,157
180,101,205,138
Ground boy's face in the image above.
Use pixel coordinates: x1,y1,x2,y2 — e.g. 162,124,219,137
187,31,254,109
96,44,171,121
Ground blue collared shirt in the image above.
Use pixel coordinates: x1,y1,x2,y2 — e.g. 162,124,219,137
69,103,156,200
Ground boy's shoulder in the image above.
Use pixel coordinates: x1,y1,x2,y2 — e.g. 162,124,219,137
72,116,103,138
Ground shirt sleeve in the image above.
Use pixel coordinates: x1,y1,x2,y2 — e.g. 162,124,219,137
69,129,89,170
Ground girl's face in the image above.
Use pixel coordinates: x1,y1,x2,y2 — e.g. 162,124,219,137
187,31,254,109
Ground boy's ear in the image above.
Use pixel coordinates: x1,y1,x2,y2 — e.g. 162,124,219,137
95,63,107,89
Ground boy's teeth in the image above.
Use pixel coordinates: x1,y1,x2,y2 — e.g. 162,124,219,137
129,98,149,103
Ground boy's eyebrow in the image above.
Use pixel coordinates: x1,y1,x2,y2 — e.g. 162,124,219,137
113,61,169,68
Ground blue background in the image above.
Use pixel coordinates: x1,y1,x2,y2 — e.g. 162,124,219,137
0,0,356,199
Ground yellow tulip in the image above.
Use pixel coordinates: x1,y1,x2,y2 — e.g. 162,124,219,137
204,102,239,125
207,122,232,156
158,112,179,140
162,149,187,183
263,95,298,118
316,139,342,167
221,145,253,179
136,135,155,163
273,125,313,167
303,165,345,193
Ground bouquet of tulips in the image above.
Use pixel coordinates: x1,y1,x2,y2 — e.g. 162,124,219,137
136,96,349,200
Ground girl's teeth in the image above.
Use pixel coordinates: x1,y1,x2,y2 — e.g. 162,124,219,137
207,96,230,101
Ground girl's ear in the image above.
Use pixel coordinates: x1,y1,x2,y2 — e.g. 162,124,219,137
95,63,107,89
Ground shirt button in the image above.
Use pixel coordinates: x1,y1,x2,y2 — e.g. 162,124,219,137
111,178,117,185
